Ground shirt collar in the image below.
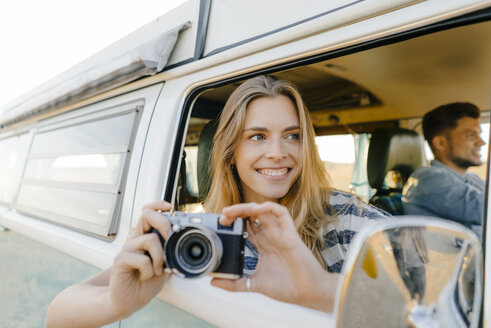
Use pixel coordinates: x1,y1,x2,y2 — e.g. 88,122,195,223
430,159,466,181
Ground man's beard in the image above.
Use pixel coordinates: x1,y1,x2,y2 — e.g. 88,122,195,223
450,156,481,169
449,145,481,169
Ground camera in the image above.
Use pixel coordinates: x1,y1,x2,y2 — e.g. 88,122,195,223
151,211,247,279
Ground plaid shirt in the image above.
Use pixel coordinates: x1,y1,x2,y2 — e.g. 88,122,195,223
243,190,390,275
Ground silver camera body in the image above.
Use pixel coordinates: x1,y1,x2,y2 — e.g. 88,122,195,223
153,211,247,279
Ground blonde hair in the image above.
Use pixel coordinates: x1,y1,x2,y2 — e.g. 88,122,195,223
204,75,334,266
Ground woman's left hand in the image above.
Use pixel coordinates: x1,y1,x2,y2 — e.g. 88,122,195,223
210,202,338,312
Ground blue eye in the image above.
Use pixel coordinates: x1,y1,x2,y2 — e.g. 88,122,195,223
250,134,265,141
286,133,300,141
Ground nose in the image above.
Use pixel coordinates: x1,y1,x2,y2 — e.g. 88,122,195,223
478,135,486,146
265,137,287,159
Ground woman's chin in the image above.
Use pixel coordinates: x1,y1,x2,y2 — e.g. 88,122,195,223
259,190,290,202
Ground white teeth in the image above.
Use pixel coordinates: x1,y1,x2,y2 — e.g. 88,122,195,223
258,168,288,176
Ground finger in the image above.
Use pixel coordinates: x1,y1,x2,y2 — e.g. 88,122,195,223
142,200,172,212
114,251,155,281
220,203,257,226
210,276,249,293
254,202,290,220
222,202,290,228
134,209,173,240
123,234,164,275
251,202,295,232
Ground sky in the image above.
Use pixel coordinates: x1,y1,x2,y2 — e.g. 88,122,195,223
0,1,488,164
0,0,186,109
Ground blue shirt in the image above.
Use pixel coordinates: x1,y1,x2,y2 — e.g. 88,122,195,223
243,191,390,275
402,160,484,231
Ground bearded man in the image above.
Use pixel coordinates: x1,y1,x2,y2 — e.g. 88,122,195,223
402,102,486,236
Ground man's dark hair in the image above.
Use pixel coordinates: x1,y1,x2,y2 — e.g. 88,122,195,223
422,102,480,148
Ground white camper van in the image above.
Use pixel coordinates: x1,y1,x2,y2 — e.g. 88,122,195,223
0,1,490,327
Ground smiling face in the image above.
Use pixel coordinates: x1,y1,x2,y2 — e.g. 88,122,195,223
233,95,302,203
446,116,486,168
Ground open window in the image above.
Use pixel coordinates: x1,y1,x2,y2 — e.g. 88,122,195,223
174,18,490,220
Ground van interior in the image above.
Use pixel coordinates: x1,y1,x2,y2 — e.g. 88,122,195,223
177,19,490,214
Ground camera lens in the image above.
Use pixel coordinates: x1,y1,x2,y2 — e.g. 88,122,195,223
173,228,223,277
180,233,211,267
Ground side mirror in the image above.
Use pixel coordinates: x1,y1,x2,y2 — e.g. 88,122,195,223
336,217,482,328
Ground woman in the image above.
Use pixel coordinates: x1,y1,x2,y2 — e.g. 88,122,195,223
205,75,387,308
46,76,388,327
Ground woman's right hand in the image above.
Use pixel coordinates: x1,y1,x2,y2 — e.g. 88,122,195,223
106,200,174,318
211,202,338,313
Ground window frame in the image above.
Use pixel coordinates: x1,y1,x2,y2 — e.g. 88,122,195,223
13,99,144,237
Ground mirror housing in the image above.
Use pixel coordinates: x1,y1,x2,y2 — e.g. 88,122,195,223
336,217,482,328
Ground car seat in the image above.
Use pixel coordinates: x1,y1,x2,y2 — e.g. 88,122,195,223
367,127,425,215
197,119,219,202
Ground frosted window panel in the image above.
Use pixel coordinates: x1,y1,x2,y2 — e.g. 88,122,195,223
17,185,117,226
24,153,125,186
30,112,136,156
0,134,28,204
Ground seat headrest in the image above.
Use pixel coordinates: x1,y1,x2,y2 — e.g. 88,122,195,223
367,127,425,190
197,119,219,201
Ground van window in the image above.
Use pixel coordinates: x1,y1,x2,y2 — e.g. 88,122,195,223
0,133,29,205
176,18,490,220
15,101,142,236
316,134,355,192
316,133,373,201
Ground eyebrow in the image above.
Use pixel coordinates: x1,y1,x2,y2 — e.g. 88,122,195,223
463,127,482,133
244,125,300,132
